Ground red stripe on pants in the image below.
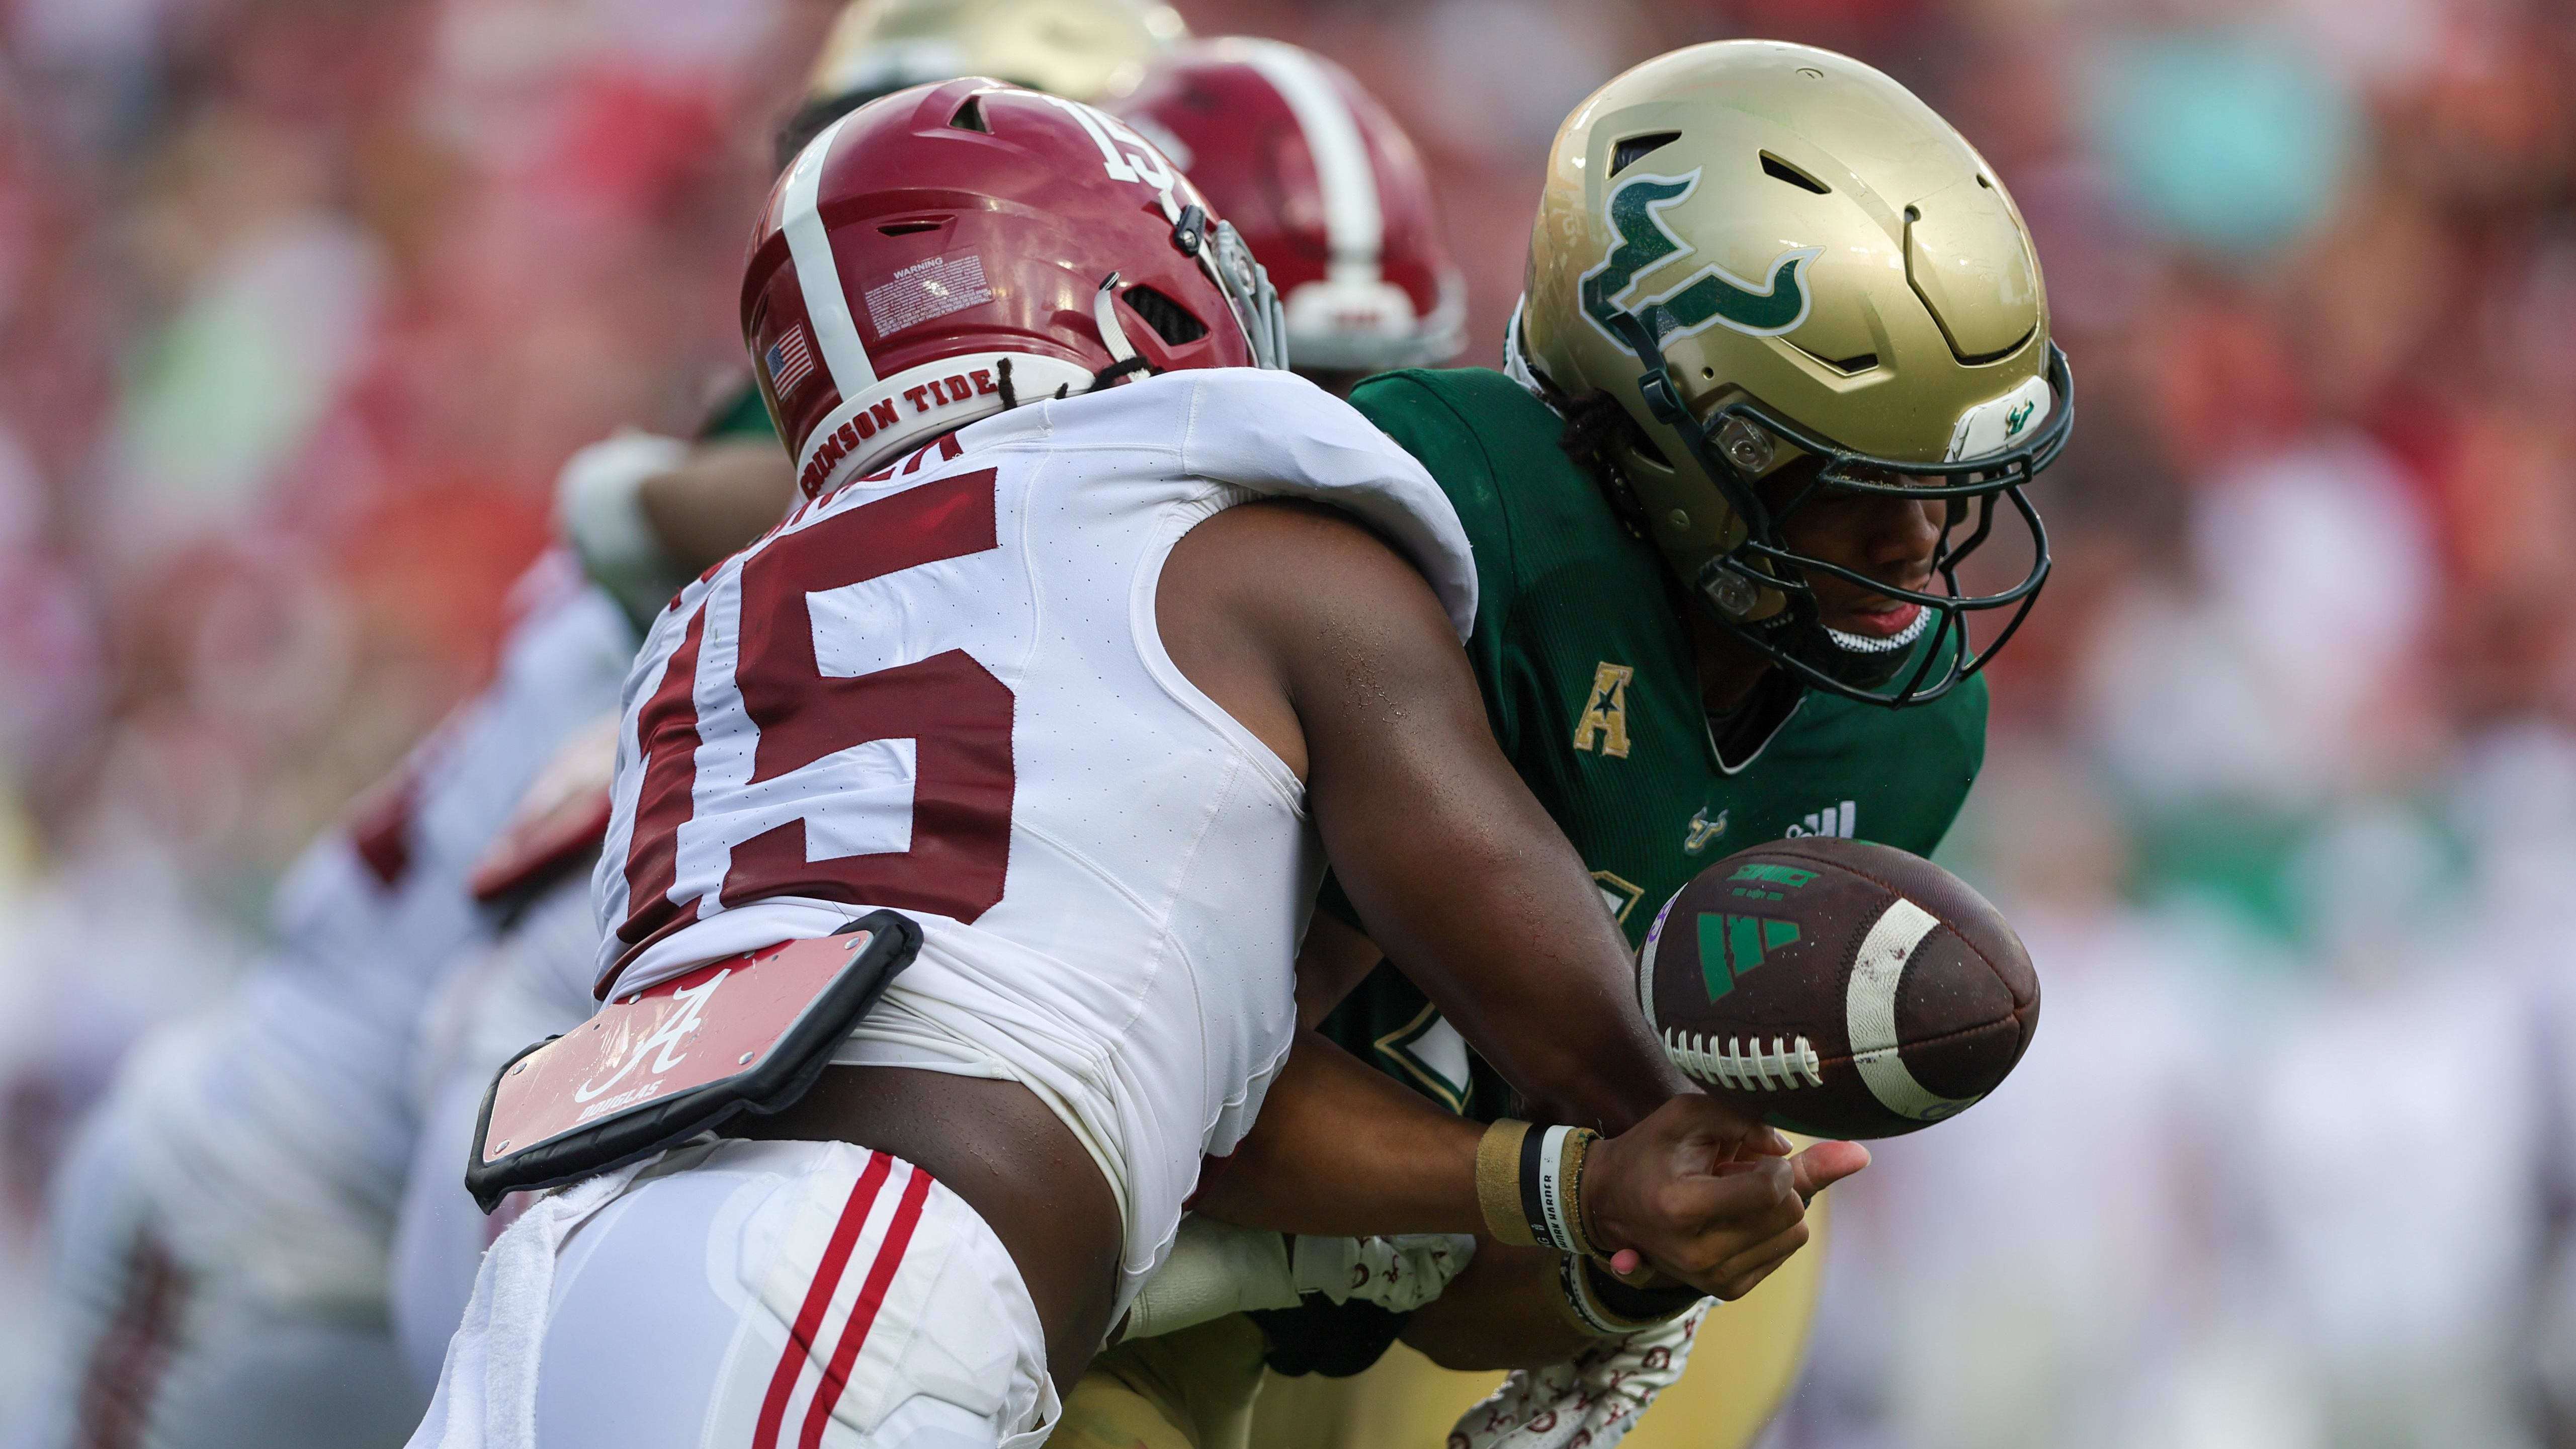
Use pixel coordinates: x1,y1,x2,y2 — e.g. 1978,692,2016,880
73,1230,189,1449
799,1165,936,1449
753,1152,894,1449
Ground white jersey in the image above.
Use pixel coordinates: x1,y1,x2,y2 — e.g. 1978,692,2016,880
122,559,638,1308
391,868,605,1392
593,368,1475,1298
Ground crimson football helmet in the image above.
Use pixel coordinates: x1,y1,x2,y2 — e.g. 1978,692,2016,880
1111,38,1464,375
743,78,1286,499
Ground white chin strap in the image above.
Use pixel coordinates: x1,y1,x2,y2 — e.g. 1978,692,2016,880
1824,604,1936,655
1094,273,1143,373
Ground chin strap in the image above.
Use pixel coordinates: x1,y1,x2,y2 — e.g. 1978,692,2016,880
1093,273,1141,370
1075,273,1161,397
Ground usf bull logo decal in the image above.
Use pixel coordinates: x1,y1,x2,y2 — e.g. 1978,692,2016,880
1581,168,1822,347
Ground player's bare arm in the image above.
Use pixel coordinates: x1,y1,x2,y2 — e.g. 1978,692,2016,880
1189,1025,1864,1301
744,493,1743,1388
1159,498,1682,1133
1161,500,1867,1292
635,437,797,576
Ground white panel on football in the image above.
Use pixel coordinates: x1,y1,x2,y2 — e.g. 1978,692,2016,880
1845,897,1985,1122
1636,892,1678,1027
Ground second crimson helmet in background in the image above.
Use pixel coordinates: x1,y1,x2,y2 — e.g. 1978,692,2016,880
743,77,1284,500
1113,39,1464,375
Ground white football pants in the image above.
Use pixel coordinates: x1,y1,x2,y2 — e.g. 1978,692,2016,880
410,1138,1059,1449
11,1088,425,1449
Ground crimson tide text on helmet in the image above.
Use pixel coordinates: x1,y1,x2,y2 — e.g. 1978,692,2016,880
1113,38,1464,375
743,79,1285,501
1520,41,2072,708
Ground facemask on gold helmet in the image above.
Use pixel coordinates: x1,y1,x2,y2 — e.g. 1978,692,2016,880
1519,41,2072,707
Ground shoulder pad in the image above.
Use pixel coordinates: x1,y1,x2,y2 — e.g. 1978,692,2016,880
470,714,621,904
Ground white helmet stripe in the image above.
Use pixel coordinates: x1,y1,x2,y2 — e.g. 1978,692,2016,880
782,111,879,395
1230,38,1382,284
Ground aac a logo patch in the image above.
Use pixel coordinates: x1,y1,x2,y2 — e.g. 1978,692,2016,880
1581,168,1823,348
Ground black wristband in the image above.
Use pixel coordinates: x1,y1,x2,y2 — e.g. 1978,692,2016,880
1556,1253,1706,1337
1516,1119,1552,1246
1585,1260,1704,1321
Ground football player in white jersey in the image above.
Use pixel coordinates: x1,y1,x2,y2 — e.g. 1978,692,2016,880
383,0,1203,1394
11,128,892,1449
409,80,1856,1449
558,0,1193,629
10,555,639,1449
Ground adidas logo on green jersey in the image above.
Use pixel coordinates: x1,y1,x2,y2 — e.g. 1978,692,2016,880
1783,800,1856,839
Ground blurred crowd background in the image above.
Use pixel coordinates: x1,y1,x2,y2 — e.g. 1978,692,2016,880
0,0,2569,1445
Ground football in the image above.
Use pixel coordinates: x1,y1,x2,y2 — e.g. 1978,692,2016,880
1638,836,2039,1139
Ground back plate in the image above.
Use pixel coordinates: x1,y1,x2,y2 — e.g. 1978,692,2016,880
465,910,920,1211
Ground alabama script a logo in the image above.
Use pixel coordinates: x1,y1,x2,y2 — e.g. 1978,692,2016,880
574,968,731,1105
1581,168,1822,349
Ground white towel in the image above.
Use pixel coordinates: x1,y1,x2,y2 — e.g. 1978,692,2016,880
405,1158,656,1449
1447,1302,1710,1449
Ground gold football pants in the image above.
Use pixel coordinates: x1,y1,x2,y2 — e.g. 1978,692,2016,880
1047,1204,1826,1449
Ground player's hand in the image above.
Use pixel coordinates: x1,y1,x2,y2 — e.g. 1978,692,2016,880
1581,1093,1869,1300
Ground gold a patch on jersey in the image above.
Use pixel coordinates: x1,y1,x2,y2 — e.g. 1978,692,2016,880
1572,662,1634,758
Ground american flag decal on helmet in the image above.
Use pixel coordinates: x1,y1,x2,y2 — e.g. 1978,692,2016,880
765,328,817,396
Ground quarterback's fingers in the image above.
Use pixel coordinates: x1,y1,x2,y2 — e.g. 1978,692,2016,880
1657,1092,1790,1163
1706,1220,1810,1301
1635,1158,1803,1276
1586,1100,1797,1264
1651,1213,1812,1300
1790,1140,1869,1203
1673,1156,1803,1233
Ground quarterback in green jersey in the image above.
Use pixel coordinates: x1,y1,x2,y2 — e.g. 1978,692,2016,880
1162,39,2072,1449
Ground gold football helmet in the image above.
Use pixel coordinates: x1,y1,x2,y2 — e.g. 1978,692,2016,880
778,0,1185,166
808,0,1183,107
1519,41,2071,706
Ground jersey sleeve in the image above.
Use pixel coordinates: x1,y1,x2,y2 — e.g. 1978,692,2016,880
1346,371,1528,760
1920,676,1989,854
1172,369,1479,640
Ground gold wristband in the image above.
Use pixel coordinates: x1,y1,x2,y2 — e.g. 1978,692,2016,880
1475,1119,1538,1246
1558,1127,1602,1260
1554,1252,1705,1338
1553,1250,1624,1337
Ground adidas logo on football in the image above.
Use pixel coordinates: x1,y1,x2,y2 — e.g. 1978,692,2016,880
1783,800,1856,839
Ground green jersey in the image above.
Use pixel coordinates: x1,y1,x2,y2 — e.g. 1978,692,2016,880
1319,367,1987,1118
700,380,778,443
